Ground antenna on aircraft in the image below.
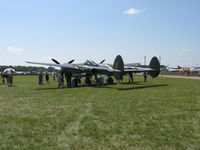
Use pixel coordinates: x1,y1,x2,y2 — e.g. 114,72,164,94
144,56,146,66
159,56,161,65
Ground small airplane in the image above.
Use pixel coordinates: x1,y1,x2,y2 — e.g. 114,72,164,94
190,67,200,72
165,66,182,72
177,66,191,71
165,65,200,72
177,66,200,72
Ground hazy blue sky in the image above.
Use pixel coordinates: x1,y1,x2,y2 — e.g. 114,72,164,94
0,0,199,67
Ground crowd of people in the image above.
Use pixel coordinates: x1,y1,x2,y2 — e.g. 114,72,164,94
37,71,79,88
1,70,149,88
38,72,54,85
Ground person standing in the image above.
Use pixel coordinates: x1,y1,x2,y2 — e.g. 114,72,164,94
65,72,72,88
52,72,56,81
128,73,133,83
45,72,49,84
38,71,43,85
143,72,148,82
4,69,14,87
1,72,5,84
57,72,64,88
98,74,104,85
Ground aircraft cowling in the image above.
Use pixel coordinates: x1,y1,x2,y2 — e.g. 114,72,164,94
148,56,160,78
113,55,124,80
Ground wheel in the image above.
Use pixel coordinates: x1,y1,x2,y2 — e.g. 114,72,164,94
107,77,113,84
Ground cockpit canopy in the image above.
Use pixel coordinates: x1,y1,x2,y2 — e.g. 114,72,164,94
83,60,99,67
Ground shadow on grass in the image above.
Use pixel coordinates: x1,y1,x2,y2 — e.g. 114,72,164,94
34,87,68,90
34,84,112,90
34,82,168,91
0,84,18,87
117,84,168,90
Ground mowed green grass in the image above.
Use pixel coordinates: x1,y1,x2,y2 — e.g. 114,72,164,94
0,75,200,150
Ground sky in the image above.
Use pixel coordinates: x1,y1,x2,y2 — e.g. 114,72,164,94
0,0,200,67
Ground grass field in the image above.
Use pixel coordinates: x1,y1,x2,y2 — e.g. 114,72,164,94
0,75,200,150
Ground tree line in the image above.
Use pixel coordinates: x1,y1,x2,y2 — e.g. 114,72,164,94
0,65,57,72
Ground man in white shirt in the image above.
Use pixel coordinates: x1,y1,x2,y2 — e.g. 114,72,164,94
4,69,15,87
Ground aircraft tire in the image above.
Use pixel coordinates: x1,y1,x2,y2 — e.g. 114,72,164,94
107,77,113,84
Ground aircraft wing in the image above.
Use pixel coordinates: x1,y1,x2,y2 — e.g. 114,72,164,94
26,61,79,69
81,65,120,73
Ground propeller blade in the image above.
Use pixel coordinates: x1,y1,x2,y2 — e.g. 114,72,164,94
52,58,60,64
100,59,105,64
68,59,74,64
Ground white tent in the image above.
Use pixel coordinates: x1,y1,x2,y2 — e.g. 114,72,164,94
3,68,15,74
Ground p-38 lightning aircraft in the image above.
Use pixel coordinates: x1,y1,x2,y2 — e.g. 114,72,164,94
26,57,121,86
26,55,160,87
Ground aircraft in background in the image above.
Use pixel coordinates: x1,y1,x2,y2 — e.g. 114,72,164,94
165,66,181,72
190,67,200,72
177,66,200,72
177,66,191,71
165,65,200,72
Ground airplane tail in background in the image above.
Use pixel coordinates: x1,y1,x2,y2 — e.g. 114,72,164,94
113,55,124,80
148,56,160,78
177,66,182,69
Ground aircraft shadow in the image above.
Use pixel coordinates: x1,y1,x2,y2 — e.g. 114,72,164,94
34,87,69,90
33,82,167,91
117,84,168,91
0,84,18,87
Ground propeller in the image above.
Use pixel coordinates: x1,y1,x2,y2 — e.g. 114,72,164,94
100,59,105,64
68,59,74,64
52,58,75,64
52,58,60,64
